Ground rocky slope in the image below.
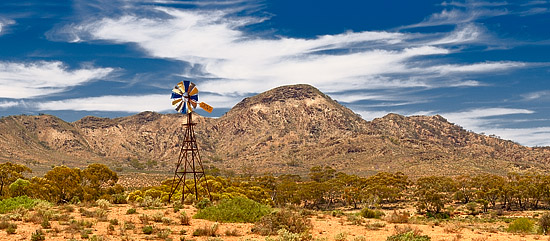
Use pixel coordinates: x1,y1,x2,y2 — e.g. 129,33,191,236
1,84,550,177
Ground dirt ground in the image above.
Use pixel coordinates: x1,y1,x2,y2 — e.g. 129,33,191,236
0,204,547,241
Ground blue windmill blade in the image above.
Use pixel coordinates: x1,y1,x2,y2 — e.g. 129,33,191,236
171,93,182,99
183,80,191,93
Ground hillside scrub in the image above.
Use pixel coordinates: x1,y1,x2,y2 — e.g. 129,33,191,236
8,163,550,215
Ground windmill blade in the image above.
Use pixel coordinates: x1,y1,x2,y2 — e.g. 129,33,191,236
199,102,213,113
177,81,186,94
189,99,198,109
188,82,196,94
183,81,191,93
172,99,182,106
190,95,198,102
172,87,183,95
175,101,184,112
171,93,182,99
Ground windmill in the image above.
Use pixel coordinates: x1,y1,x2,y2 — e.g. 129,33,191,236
168,80,213,203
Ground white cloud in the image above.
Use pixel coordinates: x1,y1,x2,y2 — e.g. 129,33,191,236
0,101,20,109
0,61,113,99
522,90,550,101
421,61,527,74
36,93,241,112
62,7,529,98
0,19,15,35
481,127,550,147
400,8,508,29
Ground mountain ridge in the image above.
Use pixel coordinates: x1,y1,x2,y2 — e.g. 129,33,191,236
1,84,550,177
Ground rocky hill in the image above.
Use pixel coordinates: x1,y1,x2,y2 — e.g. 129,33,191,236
1,84,550,177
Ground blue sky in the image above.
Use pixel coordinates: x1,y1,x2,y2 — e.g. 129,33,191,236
1,0,550,147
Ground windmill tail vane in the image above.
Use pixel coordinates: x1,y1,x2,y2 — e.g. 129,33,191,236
171,80,213,114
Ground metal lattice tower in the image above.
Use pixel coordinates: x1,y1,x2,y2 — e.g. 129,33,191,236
167,80,213,203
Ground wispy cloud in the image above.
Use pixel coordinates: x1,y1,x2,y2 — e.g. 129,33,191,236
399,8,508,29
59,6,529,99
36,93,241,112
0,18,15,35
0,61,113,99
522,90,550,101
0,101,20,109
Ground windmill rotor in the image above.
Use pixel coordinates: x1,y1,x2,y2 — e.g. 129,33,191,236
171,80,213,114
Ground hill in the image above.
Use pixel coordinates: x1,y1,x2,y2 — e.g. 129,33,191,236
1,84,550,177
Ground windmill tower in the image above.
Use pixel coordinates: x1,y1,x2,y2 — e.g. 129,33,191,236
168,80,213,203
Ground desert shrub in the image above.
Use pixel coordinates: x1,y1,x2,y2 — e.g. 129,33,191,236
386,231,431,241
142,225,154,234
194,197,271,223
195,198,212,209
162,217,171,224
109,219,119,225
173,200,184,212
126,208,137,214
359,208,384,219
157,228,172,239
30,229,46,241
443,222,462,233
268,228,311,241
89,235,105,241
252,209,312,235
0,196,40,214
225,228,240,236
139,214,150,224
426,212,450,220
140,196,162,208
152,212,164,222
41,218,51,229
366,221,386,230
507,217,533,233
111,194,128,204
193,223,219,236
180,211,191,225
352,236,366,241
0,219,9,229
386,211,409,224
334,232,348,241
96,199,110,210
6,223,16,234
539,212,550,235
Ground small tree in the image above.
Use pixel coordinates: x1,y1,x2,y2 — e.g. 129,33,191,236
415,176,456,214
0,162,31,197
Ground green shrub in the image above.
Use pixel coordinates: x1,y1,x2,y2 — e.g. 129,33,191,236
142,225,154,234
359,208,384,219
194,197,271,223
539,212,550,235
508,217,533,233
0,196,41,214
30,229,45,241
6,223,16,234
126,208,136,214
252,209,312,236
111,194,128,204
386,231,431,241
195,198,212,209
